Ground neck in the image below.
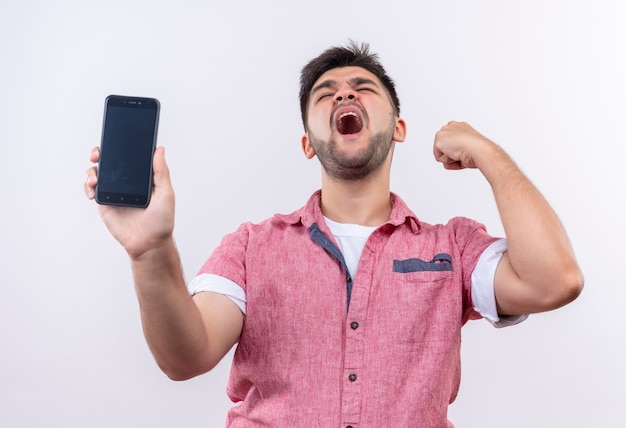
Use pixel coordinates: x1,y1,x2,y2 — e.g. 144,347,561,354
319,171,392,227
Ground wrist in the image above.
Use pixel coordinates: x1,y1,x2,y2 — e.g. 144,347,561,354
129,236,184,294
128,235,177,265
475,143,518,185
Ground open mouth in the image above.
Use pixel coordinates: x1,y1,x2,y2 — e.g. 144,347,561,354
335,111,364,135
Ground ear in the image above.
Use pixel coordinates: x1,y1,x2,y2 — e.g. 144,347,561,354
301,134,316,159
393,117,407,143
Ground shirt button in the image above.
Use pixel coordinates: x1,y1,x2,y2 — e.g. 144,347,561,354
349,373,357,382
346,426,354,428
346,274,352,282
350,321,359,330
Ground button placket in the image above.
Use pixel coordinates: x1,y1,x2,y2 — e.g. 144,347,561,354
341,233,379,426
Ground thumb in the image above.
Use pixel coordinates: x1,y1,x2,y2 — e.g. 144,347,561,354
152,146,171,188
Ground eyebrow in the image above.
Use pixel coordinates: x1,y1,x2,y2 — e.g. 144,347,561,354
311,76,380,96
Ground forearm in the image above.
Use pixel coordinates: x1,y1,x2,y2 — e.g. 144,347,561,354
130,238,211,380
477,144,583,313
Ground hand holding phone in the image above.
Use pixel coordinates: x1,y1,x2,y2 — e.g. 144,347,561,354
96,95,160,207
86,144,176,258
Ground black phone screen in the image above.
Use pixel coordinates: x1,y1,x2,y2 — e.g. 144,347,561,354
96,95,160,207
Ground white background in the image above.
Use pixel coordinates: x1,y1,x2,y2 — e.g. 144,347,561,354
1,1,624,426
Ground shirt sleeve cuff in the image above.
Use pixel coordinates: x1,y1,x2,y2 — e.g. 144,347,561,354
187,273,247,315
471,239,529,328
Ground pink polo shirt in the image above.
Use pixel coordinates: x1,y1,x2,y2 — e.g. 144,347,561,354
198,191,500,427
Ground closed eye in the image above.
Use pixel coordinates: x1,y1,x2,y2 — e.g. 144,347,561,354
317,93,333,102
357,86,377,93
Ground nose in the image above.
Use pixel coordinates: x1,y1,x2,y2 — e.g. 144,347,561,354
335,87,356,103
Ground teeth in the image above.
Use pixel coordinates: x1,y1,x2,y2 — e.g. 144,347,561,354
336,110,363,135
339,112,358,119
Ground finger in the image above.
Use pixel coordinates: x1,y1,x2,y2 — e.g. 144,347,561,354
443,161,464,171
89,146,100,163
84,167,98,199
433,146,443,161
434,151,453,164
435,152,465,171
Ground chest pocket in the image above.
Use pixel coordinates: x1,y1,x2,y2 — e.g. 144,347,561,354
391,253,458,344
393,253,453,273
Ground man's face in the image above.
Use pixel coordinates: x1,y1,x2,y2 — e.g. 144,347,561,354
302,66,405,181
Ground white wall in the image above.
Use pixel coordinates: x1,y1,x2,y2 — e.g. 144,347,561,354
1,1,624,426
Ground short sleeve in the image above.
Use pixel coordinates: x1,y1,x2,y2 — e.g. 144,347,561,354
187,273,247,314
197,223,251,292
471,239,528,328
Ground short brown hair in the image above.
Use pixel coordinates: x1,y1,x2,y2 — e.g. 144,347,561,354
299,41,401,130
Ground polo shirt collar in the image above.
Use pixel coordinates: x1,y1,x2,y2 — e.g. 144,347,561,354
274,190,421,235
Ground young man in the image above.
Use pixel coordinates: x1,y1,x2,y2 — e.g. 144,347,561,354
84,42,583,427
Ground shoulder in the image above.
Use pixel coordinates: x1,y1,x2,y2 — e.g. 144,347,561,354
414,216,490,236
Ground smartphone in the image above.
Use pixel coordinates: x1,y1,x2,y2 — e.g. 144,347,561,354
95,95,160,208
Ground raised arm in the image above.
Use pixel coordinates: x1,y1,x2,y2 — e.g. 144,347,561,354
433,122,584,316
85,147,243,380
